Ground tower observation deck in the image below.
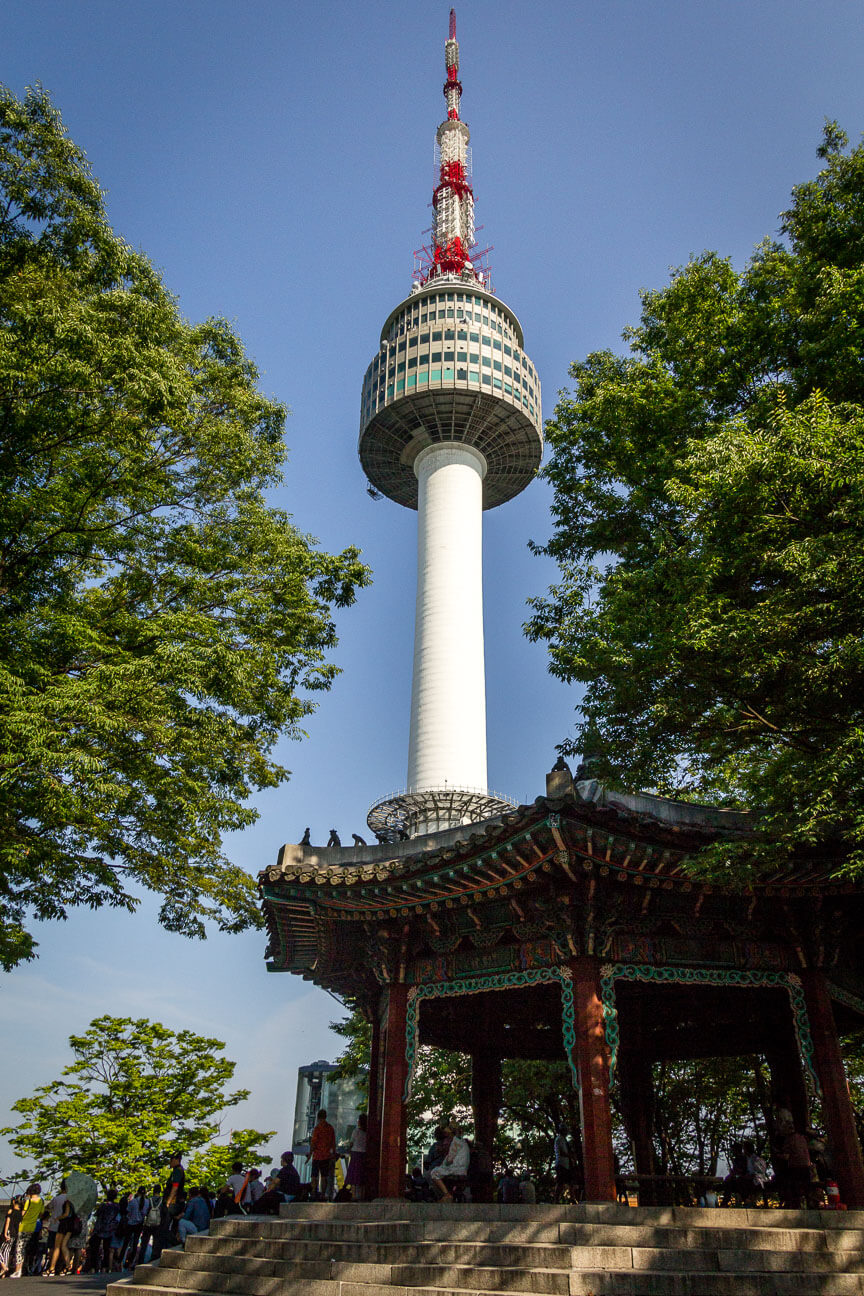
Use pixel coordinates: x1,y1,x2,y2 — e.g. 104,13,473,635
361,11,542,840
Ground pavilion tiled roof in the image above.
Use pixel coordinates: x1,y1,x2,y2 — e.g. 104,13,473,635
259,777,860,994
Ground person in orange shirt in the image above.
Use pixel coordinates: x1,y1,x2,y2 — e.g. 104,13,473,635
309,1109,336,1201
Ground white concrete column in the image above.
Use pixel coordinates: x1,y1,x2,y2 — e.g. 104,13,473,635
407,442,488,792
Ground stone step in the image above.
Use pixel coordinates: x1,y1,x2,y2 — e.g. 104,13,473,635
569,1276,864,1296
199,1219,864,1253
182,1233,864,1272
105,1204,864,1296
128,1250,864,1295
270,1201,864,1228
562,1222,864,1250
114,1279,864,1296
120,1265,573,1296
184,1238,575,1268
155,1253,574,1294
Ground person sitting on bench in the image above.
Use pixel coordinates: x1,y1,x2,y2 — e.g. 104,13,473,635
429,1125,470,1202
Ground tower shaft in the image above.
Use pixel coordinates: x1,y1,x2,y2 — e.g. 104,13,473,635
408,444,487,795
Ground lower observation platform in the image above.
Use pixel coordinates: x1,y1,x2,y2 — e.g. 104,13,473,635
367,785,515,840
360,387,540,510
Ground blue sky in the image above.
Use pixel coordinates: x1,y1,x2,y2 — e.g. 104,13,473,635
3,0,864,1178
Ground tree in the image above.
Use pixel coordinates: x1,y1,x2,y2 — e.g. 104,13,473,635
648,1057,768,1178
0,85,370,968
185,1128,274,1191
1,1015,274,1190
527,123,864,878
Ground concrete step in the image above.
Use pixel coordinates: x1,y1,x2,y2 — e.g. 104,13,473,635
156,1253,573,1294
198,1219,864,1253
105,1204,864,1296
562,1222,864,1250
184,1237,575,1268
270,1201,864,1229
182,1233,864,1273
569,1276,864,1296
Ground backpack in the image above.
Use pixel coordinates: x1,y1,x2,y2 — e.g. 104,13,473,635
144,1196,163,1228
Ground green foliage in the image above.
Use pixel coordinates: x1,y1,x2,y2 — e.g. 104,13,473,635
647,1057,769,1177
527,123,864,878
185,1128,275,1191
1,1015,272,1191
0,85,370,967
329,1006,372,1088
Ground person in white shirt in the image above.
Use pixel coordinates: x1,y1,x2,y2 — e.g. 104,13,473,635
225,1162,250,1208
429,1125,470,1202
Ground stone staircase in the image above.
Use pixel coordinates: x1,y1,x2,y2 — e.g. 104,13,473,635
109,1200,864,1296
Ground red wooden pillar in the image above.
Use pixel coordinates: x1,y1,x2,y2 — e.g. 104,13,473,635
569,957,617,1201
471,1050,502,1152
377,981,409,1198
618,1051,655,1175
766,1043,810,1136
365,1003,383,1199
800,968,864,1209
471,1050,502,1202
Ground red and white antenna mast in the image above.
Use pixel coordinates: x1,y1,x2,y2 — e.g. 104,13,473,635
416,9,490,286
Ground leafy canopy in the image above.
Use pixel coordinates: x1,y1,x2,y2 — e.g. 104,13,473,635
1,1015,274,1191
527,123,864,878
0,85,370,968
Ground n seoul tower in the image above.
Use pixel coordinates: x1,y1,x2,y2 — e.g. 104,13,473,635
362,11,542,841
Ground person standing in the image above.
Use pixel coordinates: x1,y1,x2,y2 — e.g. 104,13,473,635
779,1129,813,1208
309,1110,336,1201
345,1114,368,1201
0,1197,23,1278
45,1180,68,1269
132,1183,164,1267
47,1196,77,1275
9,1183,42,1277
553,1128,572,1202
151,1153,185,1262
87,1190,120,1274
120,1187,147,1269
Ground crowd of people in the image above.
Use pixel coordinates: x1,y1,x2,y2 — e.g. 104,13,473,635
0,1108,364,1279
